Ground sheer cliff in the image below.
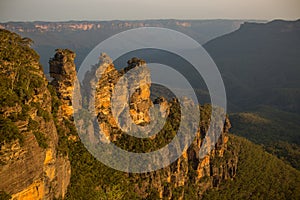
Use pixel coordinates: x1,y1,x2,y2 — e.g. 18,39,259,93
0,30,71,199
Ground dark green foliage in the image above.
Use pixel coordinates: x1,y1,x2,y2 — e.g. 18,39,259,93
37,108,51,122
65,141,130,200
28,118,39,131
54,118,78,156
28,117,49,149
48,84,69,156
0,89,19,107
0,29,43,106
33,131,48,149
230,106,300,170
55,123,69,156
0,29,45,146
0,116,23,147
145,189,160,199
0,191,11,200
47,84,61,117
202,135,300,199
17,105,30,121
172,186,184,198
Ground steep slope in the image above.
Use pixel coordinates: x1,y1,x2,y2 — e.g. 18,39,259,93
230,106,300,170
0,30,71,199
203,135,300,199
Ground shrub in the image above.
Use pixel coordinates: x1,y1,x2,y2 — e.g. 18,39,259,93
33,131,48,149
0,116,23,146
37,108,51,122
0,191,11,200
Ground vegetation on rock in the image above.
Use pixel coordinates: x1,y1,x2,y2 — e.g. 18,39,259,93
0,29,70,200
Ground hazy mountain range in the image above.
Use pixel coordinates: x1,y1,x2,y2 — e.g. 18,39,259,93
0,19,264,72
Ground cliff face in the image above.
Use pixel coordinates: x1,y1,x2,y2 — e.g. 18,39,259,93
83,54,238,199
91,54,153,142
0,30,70,199
49,49,77,119
122,108,236,199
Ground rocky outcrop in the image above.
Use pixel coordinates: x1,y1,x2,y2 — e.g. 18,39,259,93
49,49,77,119
94,53,120,141
154,97,170,118
124,104,236,199
0,31,71,200
87,53,238,199
90,54,154,141
125,58,152,126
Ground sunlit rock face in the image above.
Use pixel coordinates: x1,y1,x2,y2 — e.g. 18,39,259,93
49,49,77,119
0,36,71,200
88,53,237,199
92,55,154,141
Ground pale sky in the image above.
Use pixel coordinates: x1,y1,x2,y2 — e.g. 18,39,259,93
0,0,299,22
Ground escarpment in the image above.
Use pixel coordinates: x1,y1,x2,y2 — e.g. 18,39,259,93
0,30,71,199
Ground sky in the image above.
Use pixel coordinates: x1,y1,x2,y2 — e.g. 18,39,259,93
0,0,299,22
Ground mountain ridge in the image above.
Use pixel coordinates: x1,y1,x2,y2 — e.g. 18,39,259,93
0,19,258,72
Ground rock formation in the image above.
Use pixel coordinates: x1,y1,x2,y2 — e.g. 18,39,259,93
88,54,154,142
49,49,77,119
124,58,152,126
0,31,71,200
81,53,238,199
117,104,236,199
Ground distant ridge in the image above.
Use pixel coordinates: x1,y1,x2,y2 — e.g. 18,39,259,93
0,19,259,72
